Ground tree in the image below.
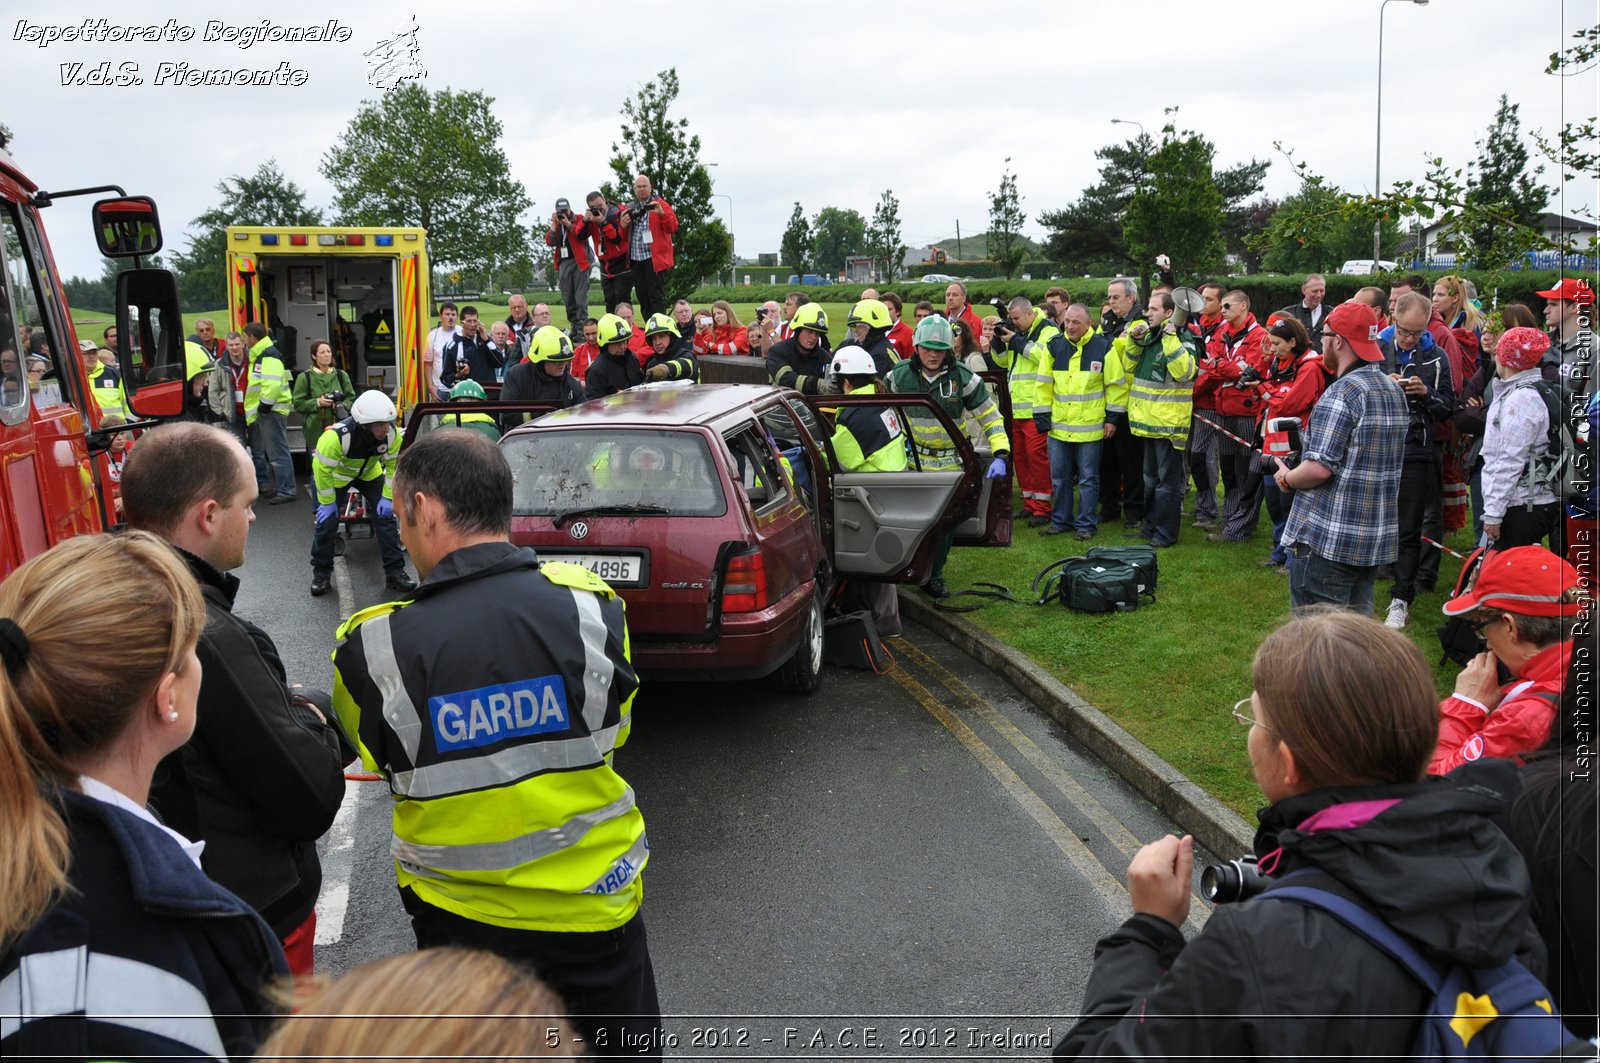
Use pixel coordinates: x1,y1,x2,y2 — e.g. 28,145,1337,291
1231,197,1281,274
321,84,530,275
1255,175,1401,274
780,202,813,275
1462,95,1551,268
1534,23,1599,215
170,160,322,309
1122,124,1226,280
1038,134,1148,277
811,207,867,275
987,159,1027,279
1216,159,1272,267
864,190,907,283
601,68,730,301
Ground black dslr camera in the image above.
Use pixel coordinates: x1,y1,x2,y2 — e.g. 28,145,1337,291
1201,855,1269,903
326,390,346,404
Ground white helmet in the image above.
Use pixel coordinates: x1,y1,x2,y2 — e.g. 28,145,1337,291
830,345,877,377
350,390,397,424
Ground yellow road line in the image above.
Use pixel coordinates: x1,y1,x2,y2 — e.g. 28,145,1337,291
888,666,1131,920
896,636,1212,934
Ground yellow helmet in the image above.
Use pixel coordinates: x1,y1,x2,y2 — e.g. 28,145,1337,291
792,303,829,335
596,313,633,347
847,298,891,331
643,313,680,339
529,325,575,363
184,340,215,382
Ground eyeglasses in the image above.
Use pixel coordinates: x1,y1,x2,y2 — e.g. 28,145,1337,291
1320,331,1340,343
1231,697,1272,733
1394,326,1424,339
1470,614,1502,637
1221,303,1237,311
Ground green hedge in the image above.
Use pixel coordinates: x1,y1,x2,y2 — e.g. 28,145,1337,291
905,261,1061,281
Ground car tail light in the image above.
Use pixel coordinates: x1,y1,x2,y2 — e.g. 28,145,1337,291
721,548,768,613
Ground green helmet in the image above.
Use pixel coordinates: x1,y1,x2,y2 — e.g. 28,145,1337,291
529,325,575,363
450,379,487,401
643,313,681,339
596,313,633,347
913,313,954,351
847,298,891,331
792,303,829,335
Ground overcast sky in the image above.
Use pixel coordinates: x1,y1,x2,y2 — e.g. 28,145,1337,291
8,0,1597,282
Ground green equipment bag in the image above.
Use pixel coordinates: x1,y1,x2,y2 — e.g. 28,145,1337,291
1055,558,1150,613
1085,545,1158,595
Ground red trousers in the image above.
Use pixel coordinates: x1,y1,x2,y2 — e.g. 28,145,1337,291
280,911,316,978
1012,418,1051,516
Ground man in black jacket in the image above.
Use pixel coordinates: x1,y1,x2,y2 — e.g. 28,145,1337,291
500,325,587,429
121,422,347,977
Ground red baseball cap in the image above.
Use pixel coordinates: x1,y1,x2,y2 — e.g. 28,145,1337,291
1534,278,1594,304
1324,301,1384,362
1442,546,1586,618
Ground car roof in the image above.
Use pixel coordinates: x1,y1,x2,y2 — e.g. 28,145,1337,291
505,383,791,436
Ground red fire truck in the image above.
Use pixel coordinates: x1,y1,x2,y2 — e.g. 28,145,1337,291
0,137,185,580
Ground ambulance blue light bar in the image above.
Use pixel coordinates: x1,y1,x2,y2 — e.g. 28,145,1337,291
259,234,279,245
375,234,394,246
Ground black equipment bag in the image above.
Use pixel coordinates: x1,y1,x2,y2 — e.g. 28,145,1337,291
1056,558,1148,613
823,611,895,673
1437,545,1491,667
1085,545,1158,595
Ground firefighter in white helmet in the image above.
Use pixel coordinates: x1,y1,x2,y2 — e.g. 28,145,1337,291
309,390,417,597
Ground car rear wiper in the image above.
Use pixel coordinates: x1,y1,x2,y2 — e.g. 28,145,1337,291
552,504,670,528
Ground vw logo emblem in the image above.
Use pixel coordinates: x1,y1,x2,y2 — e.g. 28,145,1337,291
569,521,590,541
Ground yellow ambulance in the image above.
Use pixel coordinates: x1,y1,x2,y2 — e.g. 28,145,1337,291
225,225,432,446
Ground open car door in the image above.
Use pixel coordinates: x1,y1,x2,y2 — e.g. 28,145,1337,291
401,399,564,450
801,392,984,586
951,369,1014,547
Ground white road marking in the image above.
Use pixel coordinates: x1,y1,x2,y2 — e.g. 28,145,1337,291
314,781,362,945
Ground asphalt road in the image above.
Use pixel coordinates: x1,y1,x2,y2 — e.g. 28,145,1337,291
235,487,1217,1056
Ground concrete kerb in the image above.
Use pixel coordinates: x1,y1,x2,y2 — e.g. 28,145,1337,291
897,588,1255,862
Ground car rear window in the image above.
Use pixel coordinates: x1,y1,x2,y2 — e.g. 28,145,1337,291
503,428,727,517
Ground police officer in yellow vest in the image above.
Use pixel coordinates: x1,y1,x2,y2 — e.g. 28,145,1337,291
1111,290,1197,548
331,429,659,1056
310,390,417,598
242,322,297,504
1039,303,1125,540
990,297,1060,525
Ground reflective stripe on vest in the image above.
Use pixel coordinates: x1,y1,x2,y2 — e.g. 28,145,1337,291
1053,389,1105,403
393,788,637,873
0,947,227,1061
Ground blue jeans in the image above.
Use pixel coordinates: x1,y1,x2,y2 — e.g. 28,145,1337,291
1262,477,1290,564
310,476,406,577
1141,439,1185,546
1287,543,1378,616
1048,436,1101,534
251,410,296,499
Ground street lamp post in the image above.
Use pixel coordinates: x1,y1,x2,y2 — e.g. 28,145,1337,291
1110,118,1145,142
711,191,734,286
1375,0,1429,266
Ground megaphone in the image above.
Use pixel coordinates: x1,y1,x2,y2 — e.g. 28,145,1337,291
1170,286,1206,331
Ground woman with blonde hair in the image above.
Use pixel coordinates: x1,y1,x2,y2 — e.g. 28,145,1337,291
1056,608,1558,1060
691,299,750,356
257,948,578,1061
0,533,285,1060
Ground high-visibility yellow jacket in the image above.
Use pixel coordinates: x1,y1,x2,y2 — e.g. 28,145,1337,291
989,308,1057,418
313,420,401,504
88,361,128,419
830,384,909,472
1041,328,1124,443
884,358,1007,470
1114,327,1198,448
244,335,292,425
332,543,645,933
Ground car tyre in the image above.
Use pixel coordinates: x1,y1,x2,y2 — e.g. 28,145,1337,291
772,588,825,695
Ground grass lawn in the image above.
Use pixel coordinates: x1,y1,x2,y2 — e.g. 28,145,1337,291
940,489,1478,819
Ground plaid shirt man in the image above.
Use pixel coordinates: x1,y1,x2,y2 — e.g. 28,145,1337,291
1282,362,1408,566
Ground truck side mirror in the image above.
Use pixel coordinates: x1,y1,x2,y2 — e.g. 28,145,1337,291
116,268,185,418
92,195,164,258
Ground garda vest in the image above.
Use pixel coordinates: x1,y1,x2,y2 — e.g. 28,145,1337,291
885,359,1008,471
331,545,646,933
831,384,909,472
88,362,128,419
244,336,292,424
1046,328,1122,442
313,419,400,504
991,309,1055,417
1118,329,1198,447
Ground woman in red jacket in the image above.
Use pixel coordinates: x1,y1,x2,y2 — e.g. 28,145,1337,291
1430,546,1583,775
1253,315,1327,568
1199,291,1272,542
692,300,750,356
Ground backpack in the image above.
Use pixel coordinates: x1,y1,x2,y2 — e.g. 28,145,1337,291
1085,545,1158,595
1518,379,1581,500
1263,884,1577,1060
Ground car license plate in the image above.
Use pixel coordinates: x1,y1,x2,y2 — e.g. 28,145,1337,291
545,553,643,585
